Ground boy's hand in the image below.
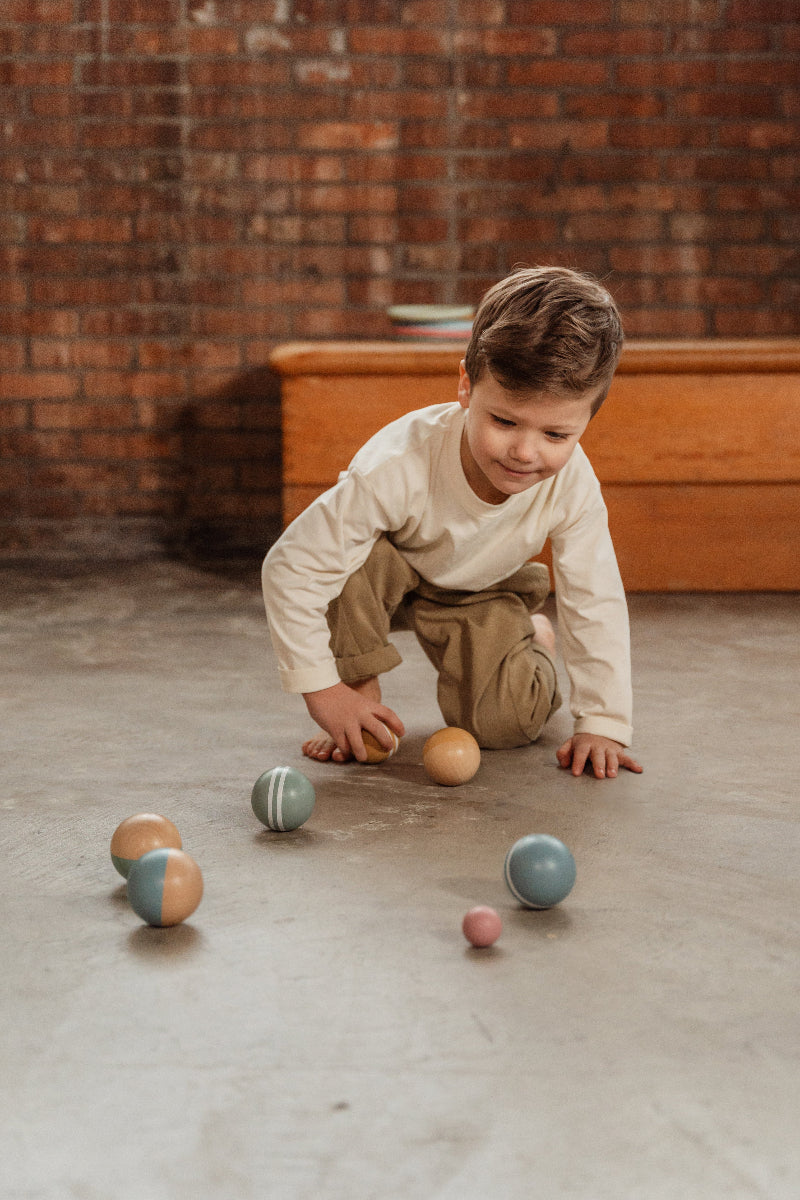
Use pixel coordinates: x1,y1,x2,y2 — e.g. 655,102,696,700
303,681,404,763
557,733,643,779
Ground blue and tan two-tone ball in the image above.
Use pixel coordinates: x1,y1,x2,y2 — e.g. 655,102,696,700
127,847,204,927
110,812,182,879
251,766,316,832
504,834,576,909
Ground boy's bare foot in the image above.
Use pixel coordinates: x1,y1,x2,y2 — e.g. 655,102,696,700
302,733,348,762
301,676,384,763
531,612,556,656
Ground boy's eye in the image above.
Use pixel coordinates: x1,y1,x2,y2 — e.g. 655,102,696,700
491,415,515,427
545,431,568,441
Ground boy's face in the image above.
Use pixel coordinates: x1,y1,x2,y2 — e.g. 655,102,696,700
457,361,598,505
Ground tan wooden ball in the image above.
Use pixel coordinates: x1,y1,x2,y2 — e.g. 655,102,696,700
361,722,400,764
423,726,481,786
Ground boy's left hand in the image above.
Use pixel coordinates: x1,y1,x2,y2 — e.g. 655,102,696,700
557,733,643,779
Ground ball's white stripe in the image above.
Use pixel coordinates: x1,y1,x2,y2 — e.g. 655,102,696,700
268,767,289,831
504,856,545,909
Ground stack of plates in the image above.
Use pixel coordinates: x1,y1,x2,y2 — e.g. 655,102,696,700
387,304,474,341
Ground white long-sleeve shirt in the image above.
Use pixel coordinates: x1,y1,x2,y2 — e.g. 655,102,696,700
263,402,633,745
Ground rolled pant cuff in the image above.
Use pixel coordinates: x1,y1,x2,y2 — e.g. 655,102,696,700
336,643,402,684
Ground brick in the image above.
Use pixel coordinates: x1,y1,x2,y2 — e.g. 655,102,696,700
669,213,766,242
293,185,397,213
675,92,781,120
618,0,718,19
3,0,73,20
80,122,183,151
33,401,135,430
673,28,770,53
454,29,557,56
458,92,559,120
0,400,28,428
0,61,74,87
461,60,507,88
622,308,709,337
564,92,664,119
724,60,799,87
0,372,79,401
771,212,800,241
188,62,290,90
609,245,713,273
30,340,134,370
616,61,718,88
402,61,454,88
108,0,181,20
28,217,133,244
508,60,610,87
349,29,452,54
296,121,398,151
3,120,77,148
609,183,703,212
715,246,798,274
458,216,561,243
79,59,182,88
714,309,799,336
507,0,613,19
510,121,608,151
78,432,181,461
727,0,798,17
610,122,714,149
717,184,800,210
719,122,797,150
562,30,667,56
563,213,664,242
348,215,400,242
242,279,344,307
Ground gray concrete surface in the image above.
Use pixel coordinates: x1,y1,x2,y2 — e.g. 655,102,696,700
1,561,798,1200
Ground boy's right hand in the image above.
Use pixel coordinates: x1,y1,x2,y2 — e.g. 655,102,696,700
303,681,405,763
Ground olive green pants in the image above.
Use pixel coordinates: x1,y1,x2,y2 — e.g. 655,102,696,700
326,536,562,750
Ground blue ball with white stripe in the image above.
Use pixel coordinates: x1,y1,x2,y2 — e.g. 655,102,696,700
504,834,576,909
251,766,316,832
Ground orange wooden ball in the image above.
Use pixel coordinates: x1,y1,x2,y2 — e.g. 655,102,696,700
361,723,400,764
423,727,481,786
110,813,182,879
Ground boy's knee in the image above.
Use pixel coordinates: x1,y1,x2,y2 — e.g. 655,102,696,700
440,643,561,750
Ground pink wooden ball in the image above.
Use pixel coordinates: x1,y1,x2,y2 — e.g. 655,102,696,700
462,905,502,948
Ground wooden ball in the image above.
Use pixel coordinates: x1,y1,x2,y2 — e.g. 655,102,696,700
251,766,316,831
462,906,502,948
127,848,203,927
423,727,481,786
110,813,182,879
361,723,400,764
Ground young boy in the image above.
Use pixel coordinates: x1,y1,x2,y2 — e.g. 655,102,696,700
263,266,642,780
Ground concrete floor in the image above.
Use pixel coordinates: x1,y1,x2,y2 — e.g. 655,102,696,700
1,561,799,1200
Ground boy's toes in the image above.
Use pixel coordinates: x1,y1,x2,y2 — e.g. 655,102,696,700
302,735,352,763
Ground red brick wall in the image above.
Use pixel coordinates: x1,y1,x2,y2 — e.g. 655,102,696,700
2,0,798,558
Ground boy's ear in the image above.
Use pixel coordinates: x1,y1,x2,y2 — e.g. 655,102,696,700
457,360,471,409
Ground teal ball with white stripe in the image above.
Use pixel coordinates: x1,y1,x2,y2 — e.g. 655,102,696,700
251,766,316,832
504,834,576,909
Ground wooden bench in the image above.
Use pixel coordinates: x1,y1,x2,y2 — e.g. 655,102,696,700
269,339,800,591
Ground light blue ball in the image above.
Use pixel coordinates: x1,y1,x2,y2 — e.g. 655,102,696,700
504,834,576,909
251,766,316,832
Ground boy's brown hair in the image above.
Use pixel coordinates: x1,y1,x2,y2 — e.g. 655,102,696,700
464,266,624,413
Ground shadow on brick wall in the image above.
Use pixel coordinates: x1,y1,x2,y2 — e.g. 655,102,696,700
167,364,284,566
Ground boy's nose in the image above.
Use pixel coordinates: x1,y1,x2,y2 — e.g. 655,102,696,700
509,435,539,464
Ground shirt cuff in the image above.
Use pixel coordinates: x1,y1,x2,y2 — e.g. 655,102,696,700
573,715,633,746
278,661,342,694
